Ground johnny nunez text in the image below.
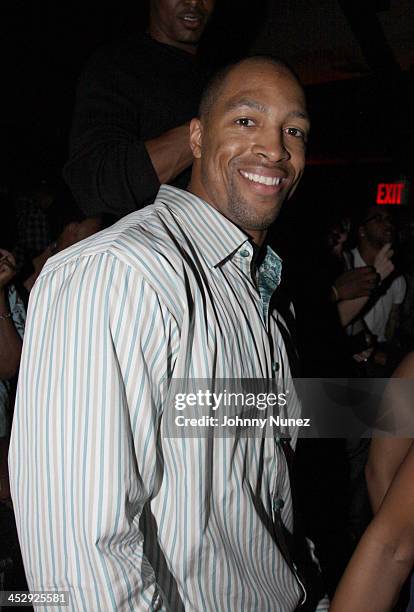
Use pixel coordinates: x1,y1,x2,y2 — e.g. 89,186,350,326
175,415,311,429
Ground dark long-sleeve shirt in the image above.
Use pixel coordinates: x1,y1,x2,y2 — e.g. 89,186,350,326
63,34,205,217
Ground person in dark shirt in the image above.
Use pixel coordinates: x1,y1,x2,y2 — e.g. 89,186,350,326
63,0,216,217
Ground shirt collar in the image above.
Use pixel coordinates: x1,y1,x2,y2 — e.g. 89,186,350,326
156,185,252,268
156,186,282,283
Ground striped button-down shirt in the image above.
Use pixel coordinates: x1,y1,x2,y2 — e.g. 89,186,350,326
10,185,314,611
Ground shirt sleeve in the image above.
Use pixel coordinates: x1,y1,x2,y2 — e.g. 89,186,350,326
63,50,161,217
391,274,406,305
9,253,179,611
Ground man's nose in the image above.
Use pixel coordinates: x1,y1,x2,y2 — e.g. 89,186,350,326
251,130,290,163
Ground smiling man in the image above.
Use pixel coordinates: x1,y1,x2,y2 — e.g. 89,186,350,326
10,58,329,611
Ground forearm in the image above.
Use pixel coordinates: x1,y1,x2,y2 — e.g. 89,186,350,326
366,438,412,513
337,295,369,326
366,356,414,511
333,432,414,611
330,523,412,612
145,123,193,185
0,289,22,379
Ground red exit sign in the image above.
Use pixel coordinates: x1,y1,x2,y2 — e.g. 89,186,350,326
376,182,406,205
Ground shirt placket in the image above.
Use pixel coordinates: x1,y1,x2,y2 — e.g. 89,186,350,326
236,245,290,517
235,245,275,371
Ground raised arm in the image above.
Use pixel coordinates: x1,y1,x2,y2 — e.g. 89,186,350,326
63,47,194,217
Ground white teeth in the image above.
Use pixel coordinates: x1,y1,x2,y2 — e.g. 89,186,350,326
240,171,282,186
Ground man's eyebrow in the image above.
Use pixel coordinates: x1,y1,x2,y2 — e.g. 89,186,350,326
286,110,310,122
223,98,268,114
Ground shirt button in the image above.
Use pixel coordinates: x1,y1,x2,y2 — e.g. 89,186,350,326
240,249,250,258
273,497,285,511
272,361,280,373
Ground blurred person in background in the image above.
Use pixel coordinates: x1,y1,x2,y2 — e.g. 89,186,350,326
64,0,216,217
12,176,54,277
0,248,30,606
346,206,406,376
0,251,25,502
22,186,111,293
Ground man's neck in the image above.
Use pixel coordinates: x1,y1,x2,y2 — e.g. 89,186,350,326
248,224,268,246
186,183,268,246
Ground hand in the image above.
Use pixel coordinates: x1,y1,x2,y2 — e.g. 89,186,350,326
353,347,374,363
374,243,394,281
334,267,379,300
373,350,387,366
0,250,17,290
364,331,376,348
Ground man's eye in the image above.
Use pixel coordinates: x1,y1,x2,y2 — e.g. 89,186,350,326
285,127,306,140
235,117,255,127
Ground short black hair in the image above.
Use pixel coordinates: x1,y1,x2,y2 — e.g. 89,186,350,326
352,204,382,231
198,55,302,121
348,204,392,246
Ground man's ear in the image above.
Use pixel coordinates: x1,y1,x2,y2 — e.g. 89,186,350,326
189,118,203,159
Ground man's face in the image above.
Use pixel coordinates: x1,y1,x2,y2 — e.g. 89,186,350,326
328,222,349,255
361,208,395,249
149,0,215,52
189,61,310,243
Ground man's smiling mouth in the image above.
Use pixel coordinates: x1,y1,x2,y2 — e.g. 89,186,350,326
178,11,205,28
239,170,285,186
